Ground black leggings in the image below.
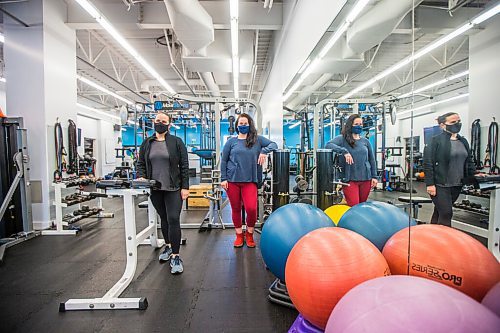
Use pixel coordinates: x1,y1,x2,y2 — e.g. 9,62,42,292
149,190,183,254
430,185,462,227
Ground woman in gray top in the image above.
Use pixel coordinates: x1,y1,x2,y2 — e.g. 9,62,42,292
423,112,477,227
136,112,189,274
325,114,378,206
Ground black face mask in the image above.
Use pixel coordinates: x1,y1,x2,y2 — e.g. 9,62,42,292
154,123,169,134
445,122,462,134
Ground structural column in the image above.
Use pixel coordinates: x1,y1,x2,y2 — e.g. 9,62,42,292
4,0,77,229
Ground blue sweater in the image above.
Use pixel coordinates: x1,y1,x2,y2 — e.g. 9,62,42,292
221,135,278,183
325,136,377,182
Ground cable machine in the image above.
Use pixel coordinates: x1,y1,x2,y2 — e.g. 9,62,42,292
0,117,35,263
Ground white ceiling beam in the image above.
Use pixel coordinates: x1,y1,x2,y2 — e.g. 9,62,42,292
67,2,282,31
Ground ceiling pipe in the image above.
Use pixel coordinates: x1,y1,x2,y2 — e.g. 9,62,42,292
247,30,259,99
164,29,197,96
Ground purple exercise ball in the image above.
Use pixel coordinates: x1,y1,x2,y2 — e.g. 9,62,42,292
482,282,500,317
325,276,500,333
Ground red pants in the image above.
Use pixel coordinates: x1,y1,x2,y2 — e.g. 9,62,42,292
343,180,372,206
226,182,258,228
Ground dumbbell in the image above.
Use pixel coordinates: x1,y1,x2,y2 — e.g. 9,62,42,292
293,175,309,193
470,202,482,209
461,199,471,206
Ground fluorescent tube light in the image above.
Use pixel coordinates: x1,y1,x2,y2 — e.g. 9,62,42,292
77,102,121,121
74,0,175,94
77,75,134,105
398,70,469,99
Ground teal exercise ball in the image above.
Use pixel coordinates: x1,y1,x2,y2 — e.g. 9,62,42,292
260,203,333,281
338,201,416,251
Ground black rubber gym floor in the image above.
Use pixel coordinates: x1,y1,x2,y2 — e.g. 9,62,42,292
0,197,297,333
0,181,489,332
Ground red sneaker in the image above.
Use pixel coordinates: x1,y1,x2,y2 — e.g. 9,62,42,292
245,232,256,248
234,232,244,248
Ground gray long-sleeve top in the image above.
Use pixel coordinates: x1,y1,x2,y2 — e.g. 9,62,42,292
325,135,377,182
221,135,278,183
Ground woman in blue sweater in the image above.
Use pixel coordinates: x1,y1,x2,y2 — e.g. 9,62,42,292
326,114,378,206
221,114,278,248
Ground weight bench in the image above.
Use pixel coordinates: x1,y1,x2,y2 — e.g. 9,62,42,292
60,180,164,311
398,196,433,223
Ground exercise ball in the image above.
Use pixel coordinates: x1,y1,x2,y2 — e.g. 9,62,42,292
325,276,500,333
338,201,416,251
383,225,500,301
260,203,333,281
482,282,500,317
324,204,350,225
285,227,390,329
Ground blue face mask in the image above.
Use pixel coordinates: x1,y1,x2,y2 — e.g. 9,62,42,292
352,125,363,134
238,125,250,134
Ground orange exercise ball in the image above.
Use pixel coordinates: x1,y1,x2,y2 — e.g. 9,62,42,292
382,225,500,301
285,227,390,329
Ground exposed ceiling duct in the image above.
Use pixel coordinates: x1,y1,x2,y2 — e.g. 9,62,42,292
163,0,214,56
198,72,221,97
290,0,424,108
164,0,220,96
344,0,424,58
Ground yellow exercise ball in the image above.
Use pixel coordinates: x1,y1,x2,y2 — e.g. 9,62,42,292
324,204,351,225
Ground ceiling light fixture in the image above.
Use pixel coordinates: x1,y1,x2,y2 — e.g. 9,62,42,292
77,74,134,105
77,102,121,121
398,70,469,99
397,93,469,117
289,121,301,129
74,0,176,94
341,3,500,99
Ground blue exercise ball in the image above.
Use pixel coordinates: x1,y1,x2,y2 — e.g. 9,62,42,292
338,201,416,251
260,203,334,281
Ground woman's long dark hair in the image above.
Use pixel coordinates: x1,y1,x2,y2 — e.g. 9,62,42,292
236,113,258,148
437,112,458,124
342,114,362,148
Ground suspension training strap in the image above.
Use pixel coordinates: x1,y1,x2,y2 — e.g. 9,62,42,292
484,118,500,174
487,120,499,174
470,119,482,170
67,119,78,175
54,120,67,181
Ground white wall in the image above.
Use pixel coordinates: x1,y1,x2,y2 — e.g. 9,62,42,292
469,15,500,164
260,0,348,147
4,0,78,229
77,113,122,177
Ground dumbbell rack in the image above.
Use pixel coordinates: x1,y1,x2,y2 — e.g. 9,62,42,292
451,183,500,260
42,182,113,236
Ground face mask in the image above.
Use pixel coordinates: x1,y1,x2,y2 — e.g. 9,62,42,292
445,122,462,134
238,125,250,134
352,125,363,134
154,122,169,134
